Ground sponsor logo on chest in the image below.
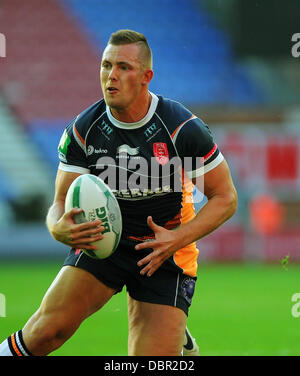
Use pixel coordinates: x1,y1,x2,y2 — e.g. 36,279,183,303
87,145,108,155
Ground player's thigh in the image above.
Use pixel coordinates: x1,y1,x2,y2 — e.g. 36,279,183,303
127,295,187,356
23,266,116,335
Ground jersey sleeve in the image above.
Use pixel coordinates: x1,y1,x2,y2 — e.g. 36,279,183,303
173,116,224,179
57,117,90,174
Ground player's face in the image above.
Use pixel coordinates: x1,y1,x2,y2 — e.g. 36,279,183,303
100,43,149,111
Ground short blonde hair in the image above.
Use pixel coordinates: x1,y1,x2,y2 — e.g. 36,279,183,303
108,29,153,69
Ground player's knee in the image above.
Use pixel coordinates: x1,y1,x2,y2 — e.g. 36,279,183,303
25,309,79,354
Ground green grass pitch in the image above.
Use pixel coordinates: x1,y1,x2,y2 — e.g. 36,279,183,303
0,261,299,356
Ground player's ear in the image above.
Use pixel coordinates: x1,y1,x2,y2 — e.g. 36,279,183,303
141,69,153,85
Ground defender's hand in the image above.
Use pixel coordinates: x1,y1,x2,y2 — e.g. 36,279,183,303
51,208,104,250
135,216,181,277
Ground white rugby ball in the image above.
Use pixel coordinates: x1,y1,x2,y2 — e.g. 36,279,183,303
65,174,122,259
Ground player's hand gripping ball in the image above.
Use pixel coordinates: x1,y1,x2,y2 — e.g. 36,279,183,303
65,174,122,259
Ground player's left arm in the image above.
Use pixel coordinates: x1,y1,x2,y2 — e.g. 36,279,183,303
135,158,238,277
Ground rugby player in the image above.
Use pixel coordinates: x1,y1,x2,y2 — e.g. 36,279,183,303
0,30,237,356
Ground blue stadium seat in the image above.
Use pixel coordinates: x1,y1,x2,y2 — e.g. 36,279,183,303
28,121,67,174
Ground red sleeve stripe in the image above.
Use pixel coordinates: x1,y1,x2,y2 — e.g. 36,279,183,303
203,143,217,162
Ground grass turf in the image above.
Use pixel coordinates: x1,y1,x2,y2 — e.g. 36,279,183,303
0,261,299,356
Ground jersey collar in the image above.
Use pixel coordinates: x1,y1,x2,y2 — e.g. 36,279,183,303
106,92,158,130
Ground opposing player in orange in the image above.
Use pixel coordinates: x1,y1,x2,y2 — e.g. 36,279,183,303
0,30,237,356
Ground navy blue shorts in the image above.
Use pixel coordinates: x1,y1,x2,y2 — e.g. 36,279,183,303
63,238,197,316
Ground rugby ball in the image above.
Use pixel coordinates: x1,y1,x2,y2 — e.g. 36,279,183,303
65,174,122,259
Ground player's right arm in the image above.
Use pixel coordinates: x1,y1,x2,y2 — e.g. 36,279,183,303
46,169,104,250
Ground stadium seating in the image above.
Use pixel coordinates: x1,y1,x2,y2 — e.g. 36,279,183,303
28,121,65,175
0,95,54,206
0,0,101,125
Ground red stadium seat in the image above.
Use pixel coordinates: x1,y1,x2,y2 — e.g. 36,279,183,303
0,0,102,125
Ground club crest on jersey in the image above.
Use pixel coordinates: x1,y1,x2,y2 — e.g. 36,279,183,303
153,142,169,165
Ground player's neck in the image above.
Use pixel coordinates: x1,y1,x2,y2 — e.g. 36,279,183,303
110,91,152,123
